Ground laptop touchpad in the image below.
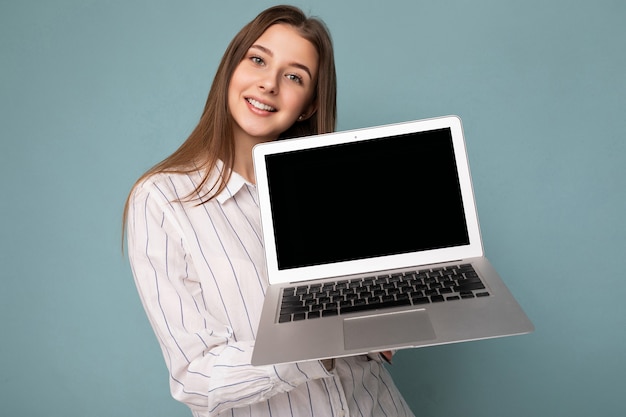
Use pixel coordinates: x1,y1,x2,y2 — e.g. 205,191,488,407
343,309,436,351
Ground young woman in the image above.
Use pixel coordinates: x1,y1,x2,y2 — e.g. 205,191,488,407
124,5,415,417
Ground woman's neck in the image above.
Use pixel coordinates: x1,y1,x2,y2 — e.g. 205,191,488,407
233,152,255,183
232,131,276,184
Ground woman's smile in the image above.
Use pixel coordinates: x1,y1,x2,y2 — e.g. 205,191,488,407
246,97,277,113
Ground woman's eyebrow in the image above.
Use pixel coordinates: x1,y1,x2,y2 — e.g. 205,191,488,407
250,44,313,80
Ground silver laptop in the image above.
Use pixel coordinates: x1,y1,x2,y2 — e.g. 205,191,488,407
251,115,533,366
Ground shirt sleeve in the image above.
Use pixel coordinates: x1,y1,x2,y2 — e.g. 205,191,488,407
126,181,333,416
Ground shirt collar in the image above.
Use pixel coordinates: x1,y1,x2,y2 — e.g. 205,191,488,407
214,162,255,205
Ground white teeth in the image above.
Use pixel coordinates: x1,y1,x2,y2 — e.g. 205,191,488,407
247,98,276,112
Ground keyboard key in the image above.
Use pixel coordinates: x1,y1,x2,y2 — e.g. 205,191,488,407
455,281,486,292
431,295,445,303
341,298,411,314
325,302,339,311
374,277,388,286
396,293,409,301
309,304,324,312
366,296,381,305
281,295,302,305
280,305,308,314
307,311,321,319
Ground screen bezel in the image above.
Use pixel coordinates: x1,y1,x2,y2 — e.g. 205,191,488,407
253,115,484,284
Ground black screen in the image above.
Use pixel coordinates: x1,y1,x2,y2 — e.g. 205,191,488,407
265,127,470,270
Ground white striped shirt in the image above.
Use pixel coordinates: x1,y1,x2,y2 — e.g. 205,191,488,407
127,165,415,417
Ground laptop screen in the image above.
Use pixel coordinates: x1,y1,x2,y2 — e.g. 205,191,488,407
265,127,470,270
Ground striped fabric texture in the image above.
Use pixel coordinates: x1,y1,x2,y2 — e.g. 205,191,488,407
127,165,415,417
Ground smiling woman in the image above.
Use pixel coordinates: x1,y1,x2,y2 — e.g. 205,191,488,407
123,5,337,209
122,4,414,417
228,24,320,181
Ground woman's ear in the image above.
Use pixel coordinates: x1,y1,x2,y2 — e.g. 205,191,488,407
299,102,318,121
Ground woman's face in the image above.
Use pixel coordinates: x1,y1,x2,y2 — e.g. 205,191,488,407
228,24,319,145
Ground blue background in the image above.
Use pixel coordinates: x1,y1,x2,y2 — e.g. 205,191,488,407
1,0,624,416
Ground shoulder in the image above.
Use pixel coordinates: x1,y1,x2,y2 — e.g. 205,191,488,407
128,171,197,210
129,159,237,207
135,171,198,196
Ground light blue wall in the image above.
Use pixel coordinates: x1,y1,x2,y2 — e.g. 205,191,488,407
1,0,624,416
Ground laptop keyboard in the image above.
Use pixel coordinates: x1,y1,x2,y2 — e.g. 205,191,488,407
278,264,490,323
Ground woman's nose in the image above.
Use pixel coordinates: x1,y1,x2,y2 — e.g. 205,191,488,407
258,73,279,94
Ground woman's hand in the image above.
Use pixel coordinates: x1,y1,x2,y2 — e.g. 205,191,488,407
379,350,394,364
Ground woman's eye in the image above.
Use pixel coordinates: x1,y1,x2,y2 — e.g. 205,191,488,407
250,56,264,65
286,74,303,84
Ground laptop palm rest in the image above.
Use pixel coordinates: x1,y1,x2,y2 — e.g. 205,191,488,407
343,309,436,350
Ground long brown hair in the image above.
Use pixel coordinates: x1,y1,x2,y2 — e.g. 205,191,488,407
122,5,336,239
